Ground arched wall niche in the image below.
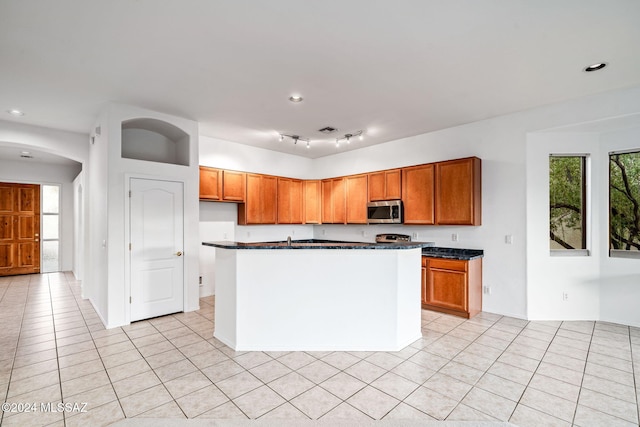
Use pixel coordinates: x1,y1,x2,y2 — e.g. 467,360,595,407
121,118,190,166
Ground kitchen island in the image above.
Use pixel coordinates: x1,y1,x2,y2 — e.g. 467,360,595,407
202,239,434,351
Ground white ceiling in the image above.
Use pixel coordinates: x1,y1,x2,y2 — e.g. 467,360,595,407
1,0,639,159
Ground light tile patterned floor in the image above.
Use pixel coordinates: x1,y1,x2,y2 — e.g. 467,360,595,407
1,273,639,426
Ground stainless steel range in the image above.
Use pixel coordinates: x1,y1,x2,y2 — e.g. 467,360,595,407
375,233,411,243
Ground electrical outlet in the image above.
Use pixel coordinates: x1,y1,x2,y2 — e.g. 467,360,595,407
412,232,418,239
562,292,569,301
322,229,326,236
361,230,367,237
223,232,228,240
505,235,513,244
451,233,458,242
483,286,492,295
292,230,295,236
247,231,251,238
199,276,203,286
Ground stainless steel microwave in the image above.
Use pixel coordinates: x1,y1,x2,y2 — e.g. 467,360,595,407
367,200,403,224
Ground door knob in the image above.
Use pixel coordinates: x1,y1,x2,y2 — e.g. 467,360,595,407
176,251,183,256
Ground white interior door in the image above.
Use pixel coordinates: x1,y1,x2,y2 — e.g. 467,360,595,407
130,178,184,322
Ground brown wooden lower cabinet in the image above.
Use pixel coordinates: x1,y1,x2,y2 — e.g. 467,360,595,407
421,256,482,319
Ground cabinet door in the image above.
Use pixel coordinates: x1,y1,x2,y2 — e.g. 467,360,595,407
402,164,434,224
199,167,221,200
368,171,385,201
426,259,468,312
240,173,262,224
262,175,278,224
290,179,303,224
303,180,322,224
222,170,246,202
369,169,401,201
321,180,333,223
435,157,481,225
385,169,402,200
346,174,368,224
277,178,292,224
332,178,346,224
278,178,303,224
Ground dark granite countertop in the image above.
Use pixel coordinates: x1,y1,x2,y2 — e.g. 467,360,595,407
422,247,484,260
202,239,435,250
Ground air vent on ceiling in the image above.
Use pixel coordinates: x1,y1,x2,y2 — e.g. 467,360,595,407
318,126,338,134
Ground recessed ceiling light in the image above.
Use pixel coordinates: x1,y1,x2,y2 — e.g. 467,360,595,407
288,95,303,103
7,108,25,116
583,62,607,72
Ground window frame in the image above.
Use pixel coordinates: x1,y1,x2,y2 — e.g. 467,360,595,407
609,149,640,259
549,154,589,257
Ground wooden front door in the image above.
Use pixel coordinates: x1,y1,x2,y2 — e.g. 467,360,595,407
0,183,41,276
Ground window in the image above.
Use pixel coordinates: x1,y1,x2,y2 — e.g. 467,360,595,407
41,184,60,272
610,150,640,257
549,155,587,252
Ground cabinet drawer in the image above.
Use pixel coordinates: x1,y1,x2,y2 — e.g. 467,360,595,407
428,258,467,272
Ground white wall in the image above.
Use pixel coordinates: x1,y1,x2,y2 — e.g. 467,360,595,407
526,132,602,321
72,172,85,283
199,136,315,179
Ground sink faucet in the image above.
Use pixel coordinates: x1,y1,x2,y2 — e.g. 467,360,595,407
287,236,292,246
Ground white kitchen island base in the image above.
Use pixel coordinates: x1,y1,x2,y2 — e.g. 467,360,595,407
213,247,422,351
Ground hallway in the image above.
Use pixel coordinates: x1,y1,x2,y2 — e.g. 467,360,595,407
1,273,639,426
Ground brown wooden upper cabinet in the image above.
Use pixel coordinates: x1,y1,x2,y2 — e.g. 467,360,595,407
277,178,303,224
199,166,246,202
402,164,435,225
321,178,346,224
199,166,221,200
238,174,277,224
435,157,481,225
303,180,322,224
345,174,368,224
368,169,401,201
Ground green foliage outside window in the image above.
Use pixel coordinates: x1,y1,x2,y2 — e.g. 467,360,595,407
550,156,585,250
610,152,640,252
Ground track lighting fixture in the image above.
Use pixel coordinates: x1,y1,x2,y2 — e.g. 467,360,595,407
279,133,311,148
335,130,364,145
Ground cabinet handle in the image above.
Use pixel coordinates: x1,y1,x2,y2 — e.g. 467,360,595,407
175,251,183,256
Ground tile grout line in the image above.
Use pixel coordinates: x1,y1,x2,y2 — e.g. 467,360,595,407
1,276,34,424
46,273,69,427
567,320,594,427
629,326,639,427
62,273,126,424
